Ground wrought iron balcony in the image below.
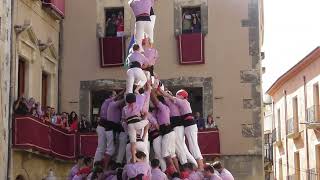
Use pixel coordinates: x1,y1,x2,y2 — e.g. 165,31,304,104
287,117,300,139
306,105,320,129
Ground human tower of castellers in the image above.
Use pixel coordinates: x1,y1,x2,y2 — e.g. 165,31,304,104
69,0,234,180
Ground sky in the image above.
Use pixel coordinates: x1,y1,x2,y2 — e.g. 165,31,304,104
262,0,320,92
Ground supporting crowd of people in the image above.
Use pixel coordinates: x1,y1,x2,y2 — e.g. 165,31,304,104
69,0,234,179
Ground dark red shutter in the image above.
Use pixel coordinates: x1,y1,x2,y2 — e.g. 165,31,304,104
99,37,125,67
177,33,205,64
18,60,26,98
42,0,65,17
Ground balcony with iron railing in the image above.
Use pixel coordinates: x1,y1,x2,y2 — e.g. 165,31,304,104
264,133,273,165
271,128,276,143
306,105,320,129
287,117,300,139
272,128,283,146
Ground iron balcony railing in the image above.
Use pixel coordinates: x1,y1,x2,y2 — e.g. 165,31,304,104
287,117,295,135
307,105,320,123
264,133,273,163
272,128,276,143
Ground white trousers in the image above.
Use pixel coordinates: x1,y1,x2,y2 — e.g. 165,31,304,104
174,126,188,165
185,124,203,160
162,131,176,158
150,15,156,32
128,119,149,143
126,141,149,163
135,21,154,50
93,126,115,162
152,136,166,171
126,68,147,94
115,132,127,164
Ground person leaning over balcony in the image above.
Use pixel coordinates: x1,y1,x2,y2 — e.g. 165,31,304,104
68,111,79,133
212,161,234,180
125,44,148,94
13,96,29,115
206,114,217,129
129,0,154,50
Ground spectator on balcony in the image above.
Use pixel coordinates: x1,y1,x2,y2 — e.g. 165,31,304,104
116,11,124,37
212,161,234,180
195,112,205,130
182,10,192,33
26,97,36,112
35,102,43,118
206,114,217,129
56,112,69,129
13,97,29,115
79,114,90,133
106,14,117,37
31,107,40,118
50,108,58,124
69,111,79,132
191,13,201,33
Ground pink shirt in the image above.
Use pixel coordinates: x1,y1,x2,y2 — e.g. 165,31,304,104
125,162,152,179
164,98,181,117
147,112,158,126
174,98,192,115
155,102,170,125
219,169,234,180
130,0,154,16
128,51,148,66
68,164,79,180
136,90,151,113
107,100,122,123
209,174,223,180
188,171,204,180
144,48,159,66
100,98,113,119
151,168,167,180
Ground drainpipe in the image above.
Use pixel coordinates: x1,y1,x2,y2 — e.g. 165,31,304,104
303,76,310,175
284,90,289,178
57,20,63,113
7,0,15,179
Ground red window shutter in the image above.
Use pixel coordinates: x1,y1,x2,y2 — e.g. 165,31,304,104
42,73,48,107
177,33,205,64
99,37,125,67
18,60,25,98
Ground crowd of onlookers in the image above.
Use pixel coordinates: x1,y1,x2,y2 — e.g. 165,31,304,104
194,112,218,130
68,152,233,180
105,11,124,37
13,96,91,133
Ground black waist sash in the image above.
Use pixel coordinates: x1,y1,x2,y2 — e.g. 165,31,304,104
159,124,173,135
170,116,184,128
136,15,151,22
150,7,155,16
181,113,196,127
99,119,121,131
127,115,141,124
149,129,160,142
129,61,142,69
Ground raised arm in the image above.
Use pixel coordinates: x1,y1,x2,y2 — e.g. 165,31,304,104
157,88,175,102
150,89,160,106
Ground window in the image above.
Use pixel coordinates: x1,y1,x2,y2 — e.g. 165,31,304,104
313,83,319,121
42,72,49,107
105,8,124,37
182,7,201,34
18,59,26,98
277,108,281,139
292,96,299,131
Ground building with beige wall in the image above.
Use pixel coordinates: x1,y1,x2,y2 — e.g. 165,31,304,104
9,0,73,179
61,0,264,179
0,0,12,179
267,47,320,180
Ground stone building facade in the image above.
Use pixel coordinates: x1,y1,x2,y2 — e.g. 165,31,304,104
9,0,73,179
0,0,12,179
61,0,265,179
267,47,320,180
